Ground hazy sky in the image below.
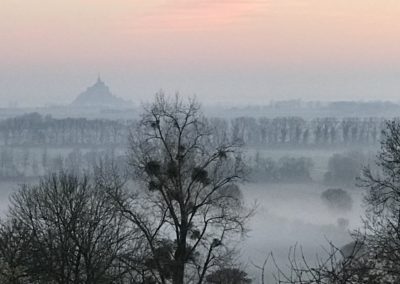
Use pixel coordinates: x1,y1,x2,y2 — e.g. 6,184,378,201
1,0,400,107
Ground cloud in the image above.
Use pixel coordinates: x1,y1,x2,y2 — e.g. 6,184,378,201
131,0,271,32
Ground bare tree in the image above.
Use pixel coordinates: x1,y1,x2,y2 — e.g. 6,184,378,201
359,119,400,282
269,238,374,284
7,171,137,284
0,219,32,283
112,94,253,284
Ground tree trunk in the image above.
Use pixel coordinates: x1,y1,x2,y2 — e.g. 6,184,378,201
173,222,188,284
172,240,186,284
172,259,185,284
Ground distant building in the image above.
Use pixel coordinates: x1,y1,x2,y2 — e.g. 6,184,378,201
71,76,130,108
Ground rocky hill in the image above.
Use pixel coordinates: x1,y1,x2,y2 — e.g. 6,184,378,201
71,77,129,108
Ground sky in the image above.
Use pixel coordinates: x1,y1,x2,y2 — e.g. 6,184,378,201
0,0,400,107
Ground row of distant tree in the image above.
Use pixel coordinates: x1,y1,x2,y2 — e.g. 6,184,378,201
0,144,367,186
0,113,130,146
227,116,384,146
0,113,386,147
0,147,124,180
249,151,369,185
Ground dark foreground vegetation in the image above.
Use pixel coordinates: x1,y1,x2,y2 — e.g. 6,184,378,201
0,95,400,283
0,95,253,284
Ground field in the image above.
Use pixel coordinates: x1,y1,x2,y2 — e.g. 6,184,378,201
241,182,363,280
0,143,374,281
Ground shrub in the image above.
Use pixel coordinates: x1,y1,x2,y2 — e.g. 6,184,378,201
321,188,353,211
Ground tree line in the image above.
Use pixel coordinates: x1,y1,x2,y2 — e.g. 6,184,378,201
0,145,368,186
0,113,385,147
0,147,124,180
0,113,130,146
228,116,383,146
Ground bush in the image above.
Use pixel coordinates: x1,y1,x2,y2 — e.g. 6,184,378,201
324,152,364,186
3,172,135,283
321,188,353,211
337,217,350,229
206,267,252,284
251,154,313,183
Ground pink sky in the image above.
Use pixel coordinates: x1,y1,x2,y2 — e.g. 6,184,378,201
1,0,400,106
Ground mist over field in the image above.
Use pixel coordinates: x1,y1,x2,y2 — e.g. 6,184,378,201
0,94,384,281
2,1,400,282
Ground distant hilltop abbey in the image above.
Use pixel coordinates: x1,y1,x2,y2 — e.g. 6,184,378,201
71,76,129,108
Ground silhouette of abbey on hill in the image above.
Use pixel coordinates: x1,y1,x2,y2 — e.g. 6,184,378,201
71,76,128,108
